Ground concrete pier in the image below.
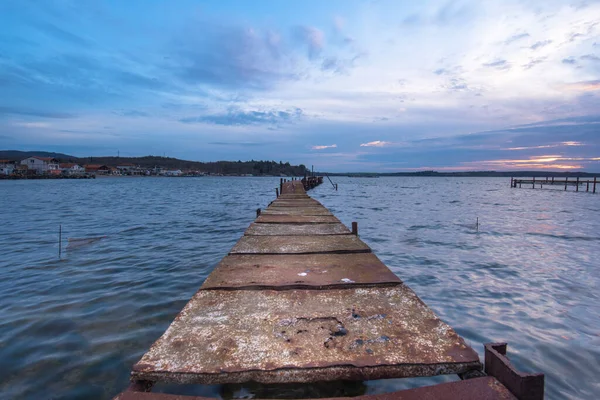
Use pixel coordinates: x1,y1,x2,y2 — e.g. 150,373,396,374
118,180,543,399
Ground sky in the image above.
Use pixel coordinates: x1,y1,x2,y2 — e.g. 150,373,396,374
0,0,599,172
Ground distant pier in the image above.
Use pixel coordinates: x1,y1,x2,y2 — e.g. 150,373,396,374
116,177,544,400
511,176,597,193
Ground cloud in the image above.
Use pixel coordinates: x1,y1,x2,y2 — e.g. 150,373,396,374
12,122,50,128
562,57,577,64
482,59,510,70
180,107,303,126
564,80,600,92
505,141,585,150
321,55,361,74
174,25,302,90
530,40,552,50
311,144,337,150
293,26,324,59
113,110,149,117
522,57,547,70
33,21,89,47
580,54,600,61
504,32,530,45
0,106,76,119
208,142,263,147
360,141,392,147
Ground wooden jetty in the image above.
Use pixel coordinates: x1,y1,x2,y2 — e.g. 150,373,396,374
511,176,597,193
117,178,544,399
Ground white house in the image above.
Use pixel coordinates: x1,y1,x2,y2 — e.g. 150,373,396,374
59,163,84,175
20,157,60,173
164,169,183,176
0,160,15,175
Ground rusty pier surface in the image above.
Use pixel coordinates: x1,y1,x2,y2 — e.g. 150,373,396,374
121,179,544,399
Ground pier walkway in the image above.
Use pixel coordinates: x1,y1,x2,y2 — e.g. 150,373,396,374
118,179,543,400
511,176,597,193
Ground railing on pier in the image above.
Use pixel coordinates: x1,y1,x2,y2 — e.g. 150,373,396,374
511,176,597,193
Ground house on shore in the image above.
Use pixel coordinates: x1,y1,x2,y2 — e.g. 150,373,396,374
84,164,110,175
20,157,60,174
0,160,16,175
60,163,84,175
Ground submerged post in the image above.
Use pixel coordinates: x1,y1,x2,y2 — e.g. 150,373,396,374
565,177,568,191
58,224,62,258
532,177,535,189
576,176,579,192
335,183,338,191
476,217,479,232
510,177,513,188
275,188,279,198
352,221,358,236
594,177,597,194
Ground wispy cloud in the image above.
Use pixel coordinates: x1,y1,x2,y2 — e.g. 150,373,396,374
504,32,529,45
505,141,585,150
12,122,51,128
360,141,392,147
180,108,303,126
311,144,337,150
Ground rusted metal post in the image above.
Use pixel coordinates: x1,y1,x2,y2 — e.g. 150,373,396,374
256,208,261,218
576,176,579,192
484,343,544,400
352,222,358,236
275,188,279,198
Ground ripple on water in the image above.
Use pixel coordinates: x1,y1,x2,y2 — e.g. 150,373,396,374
0,176,599,399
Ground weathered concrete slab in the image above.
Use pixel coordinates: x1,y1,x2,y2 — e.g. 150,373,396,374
262,208,333,216
230,235,371,254
245,223,351,236
256,214,340,224
115,376,516,400
281,181,305,194
132,286,481,384
270,200,322,207
278,194,310,200
201,253,401,290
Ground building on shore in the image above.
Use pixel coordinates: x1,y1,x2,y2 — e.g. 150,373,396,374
84,164,111,175
20,157,60,174
0,160,16,175
59,163,84,175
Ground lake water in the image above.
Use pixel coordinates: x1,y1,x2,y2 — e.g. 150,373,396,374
1,177,598,399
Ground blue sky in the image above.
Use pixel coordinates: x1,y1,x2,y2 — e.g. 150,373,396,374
0,0,599,171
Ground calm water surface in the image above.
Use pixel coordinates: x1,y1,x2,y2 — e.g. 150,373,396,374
0,177,599,399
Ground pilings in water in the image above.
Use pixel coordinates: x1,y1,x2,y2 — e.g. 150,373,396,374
118,180,544,400
511,176,598,193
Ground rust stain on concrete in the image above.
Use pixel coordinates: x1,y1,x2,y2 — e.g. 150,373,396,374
201,253,401,290
230,235,371,254
132,286,481,384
